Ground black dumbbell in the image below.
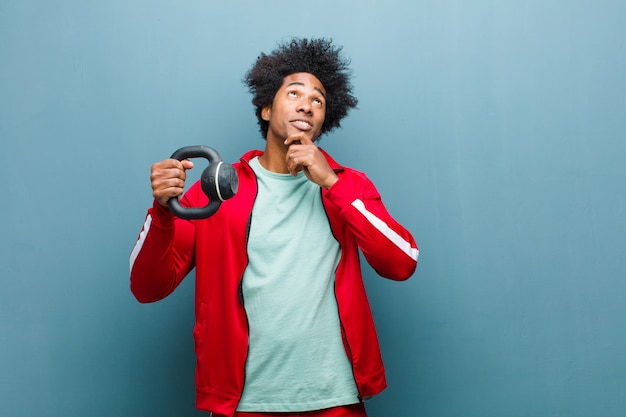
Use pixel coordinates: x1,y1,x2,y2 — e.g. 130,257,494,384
167,146,238,219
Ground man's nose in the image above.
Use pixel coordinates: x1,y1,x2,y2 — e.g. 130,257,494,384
296,99,312,114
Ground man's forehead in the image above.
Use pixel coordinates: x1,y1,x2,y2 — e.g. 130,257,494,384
282,72,326,95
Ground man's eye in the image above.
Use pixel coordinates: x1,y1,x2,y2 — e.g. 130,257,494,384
288,91,298,97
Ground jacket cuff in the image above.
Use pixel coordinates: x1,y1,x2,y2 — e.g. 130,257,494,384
324,177,360,211
150,199,176,228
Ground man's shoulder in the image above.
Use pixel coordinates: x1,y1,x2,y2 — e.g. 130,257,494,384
317,147,371,181
238,149,264,163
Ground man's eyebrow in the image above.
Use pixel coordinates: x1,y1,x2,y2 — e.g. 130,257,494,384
287,82,327,98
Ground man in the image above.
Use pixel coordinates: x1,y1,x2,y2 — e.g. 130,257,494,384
130,38,418,417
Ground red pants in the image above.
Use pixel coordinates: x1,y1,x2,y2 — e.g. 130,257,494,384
232,403,367,417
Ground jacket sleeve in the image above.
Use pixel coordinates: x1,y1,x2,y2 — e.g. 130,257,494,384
129,187,200,303
323,170,418,280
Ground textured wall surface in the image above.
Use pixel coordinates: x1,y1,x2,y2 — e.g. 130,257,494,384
1,1,625,416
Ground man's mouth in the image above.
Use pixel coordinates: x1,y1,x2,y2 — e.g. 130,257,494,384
291,119,313,131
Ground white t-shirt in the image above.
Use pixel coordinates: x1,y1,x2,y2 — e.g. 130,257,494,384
237,157,359,412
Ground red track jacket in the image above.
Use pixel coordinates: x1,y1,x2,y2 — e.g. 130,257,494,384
130,149,418,416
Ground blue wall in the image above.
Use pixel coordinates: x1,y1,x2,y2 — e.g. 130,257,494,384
1,1,625,416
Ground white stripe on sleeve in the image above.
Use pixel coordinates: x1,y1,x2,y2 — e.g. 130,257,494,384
129,214,152,272
351,199,419,261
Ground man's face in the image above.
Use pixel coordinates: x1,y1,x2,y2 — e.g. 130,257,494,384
262,72,327,144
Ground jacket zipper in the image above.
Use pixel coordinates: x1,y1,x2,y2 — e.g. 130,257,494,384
337,291,363,403
236,157,257,405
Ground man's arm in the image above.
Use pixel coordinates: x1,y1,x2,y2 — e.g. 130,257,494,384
129,158,197,303
324,171,418,280
129,200,196,303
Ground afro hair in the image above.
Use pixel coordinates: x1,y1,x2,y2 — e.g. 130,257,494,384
244,38,358,140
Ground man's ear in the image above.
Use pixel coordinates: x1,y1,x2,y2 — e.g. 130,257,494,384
261,106,271,121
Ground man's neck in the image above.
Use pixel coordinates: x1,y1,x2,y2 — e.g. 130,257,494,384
259,136,289,174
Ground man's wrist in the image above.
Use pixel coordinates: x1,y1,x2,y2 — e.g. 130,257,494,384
323,174,339,190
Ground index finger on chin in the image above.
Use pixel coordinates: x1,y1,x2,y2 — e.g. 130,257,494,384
285,133,316,146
